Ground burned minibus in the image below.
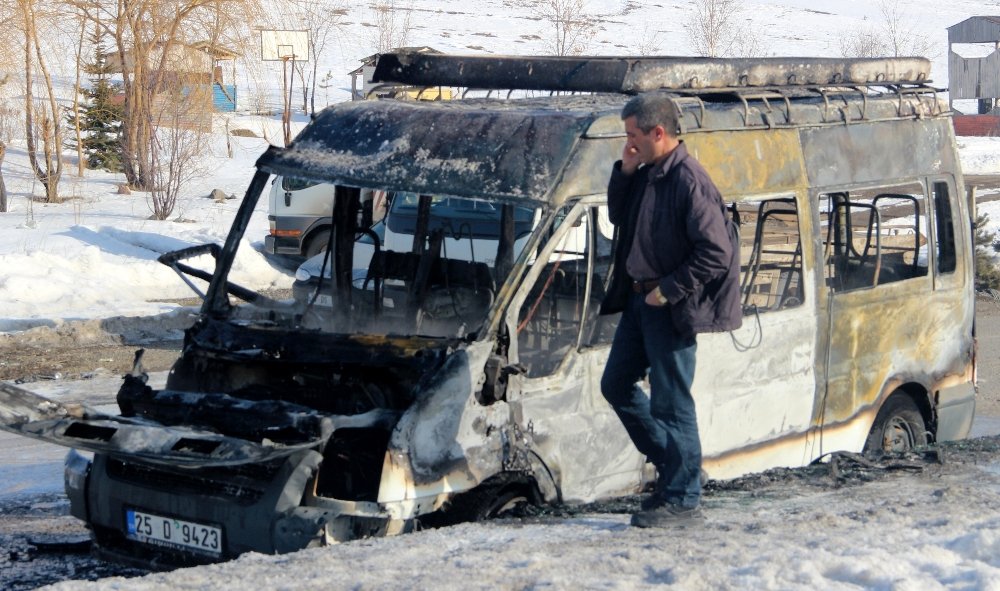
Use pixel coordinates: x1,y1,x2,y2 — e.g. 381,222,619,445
0,53,975,566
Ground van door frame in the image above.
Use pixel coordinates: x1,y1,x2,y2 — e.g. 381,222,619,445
503,196,648,503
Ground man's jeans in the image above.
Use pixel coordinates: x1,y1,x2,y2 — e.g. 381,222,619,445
600,292,701,508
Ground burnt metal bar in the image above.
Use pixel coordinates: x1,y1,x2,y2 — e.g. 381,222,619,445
372,52,933,94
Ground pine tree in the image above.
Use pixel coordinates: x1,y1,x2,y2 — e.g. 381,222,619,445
974,212,1000,292
67,32,124,172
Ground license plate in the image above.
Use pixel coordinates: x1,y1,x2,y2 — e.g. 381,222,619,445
126,509,222,557
315,293,334,307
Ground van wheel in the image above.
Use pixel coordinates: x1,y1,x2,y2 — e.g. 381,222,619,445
422,480,537,529
480,487,533,519
863,394,927,455
304,230,331,258
452,483,535,522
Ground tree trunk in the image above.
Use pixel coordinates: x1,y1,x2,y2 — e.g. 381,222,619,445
310,50,319,116
72,15,86,177
33,11,64,203
20,0,62,203
0,144,7,213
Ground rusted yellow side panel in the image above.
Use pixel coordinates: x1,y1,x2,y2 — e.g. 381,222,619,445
820,279,975,425
685,129,808,197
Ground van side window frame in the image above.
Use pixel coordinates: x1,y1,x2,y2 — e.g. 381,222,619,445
736,195,805,313
512,199,604,378
819,181,929,293
930,178,958,281
281,176,322,192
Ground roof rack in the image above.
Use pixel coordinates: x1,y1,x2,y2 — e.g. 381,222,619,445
371,53,932,94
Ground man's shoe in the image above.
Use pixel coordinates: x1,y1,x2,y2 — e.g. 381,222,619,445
639,491,666,511
630,503,704,529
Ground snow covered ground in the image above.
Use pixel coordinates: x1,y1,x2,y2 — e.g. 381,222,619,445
31,440,1000,590
0,116,294,332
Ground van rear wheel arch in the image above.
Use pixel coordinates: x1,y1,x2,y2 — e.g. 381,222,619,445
422,473,542,527
863,388,931,455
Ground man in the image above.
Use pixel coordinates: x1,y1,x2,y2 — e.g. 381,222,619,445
600,93,741,528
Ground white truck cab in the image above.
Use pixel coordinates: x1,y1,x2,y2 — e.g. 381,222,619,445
265,177,386,258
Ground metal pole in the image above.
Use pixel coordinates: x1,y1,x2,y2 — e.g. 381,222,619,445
282,57,292,146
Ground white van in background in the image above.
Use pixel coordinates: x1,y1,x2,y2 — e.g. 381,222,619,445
265,177,387,258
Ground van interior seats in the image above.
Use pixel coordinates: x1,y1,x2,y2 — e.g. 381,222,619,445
363,244,496,333
741,198,804,311
825,191,928,292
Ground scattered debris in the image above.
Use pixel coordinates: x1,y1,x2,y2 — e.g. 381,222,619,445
208,188,234,202
26,537,92,555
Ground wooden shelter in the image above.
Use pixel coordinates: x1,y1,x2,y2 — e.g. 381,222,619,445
948,16,1000,113
104,41,240,128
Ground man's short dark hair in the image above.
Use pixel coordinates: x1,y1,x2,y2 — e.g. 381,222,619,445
621,93,679,137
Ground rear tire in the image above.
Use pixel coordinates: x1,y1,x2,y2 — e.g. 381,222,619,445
863,393,928,455
304,230,331,258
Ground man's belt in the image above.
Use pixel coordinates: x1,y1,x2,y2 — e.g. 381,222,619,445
631,280,660,293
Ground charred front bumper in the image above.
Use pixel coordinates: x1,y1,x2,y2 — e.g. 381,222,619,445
65,449,395,567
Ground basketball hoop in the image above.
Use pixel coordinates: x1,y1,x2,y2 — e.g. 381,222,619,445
260,30,310,147
260,31,309,62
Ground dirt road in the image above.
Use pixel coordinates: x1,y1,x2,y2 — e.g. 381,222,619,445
975,296,1000,416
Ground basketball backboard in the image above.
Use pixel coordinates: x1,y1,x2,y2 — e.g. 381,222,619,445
260,30,310,61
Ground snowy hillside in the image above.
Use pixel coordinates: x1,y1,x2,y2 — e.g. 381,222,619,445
261,0,1000,110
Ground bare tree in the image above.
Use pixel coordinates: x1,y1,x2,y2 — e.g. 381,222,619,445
284,0,346,116
534,0,596,56
293,59,310,114
370,1,413,53
69,6,89,178
0,6,14,212
839,29,888,59
684,0,763,58
636,25,663,56
840,1,933,58
148,87,210,220
0,101,15,213
17,0,64,203
66,0,264,192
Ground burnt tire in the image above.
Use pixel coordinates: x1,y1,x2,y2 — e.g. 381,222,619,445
304,230,331,258
863,394,928,455
479,487,532,519
420,479,537,530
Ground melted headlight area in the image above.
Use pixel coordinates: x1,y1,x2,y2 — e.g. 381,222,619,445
113,317,458,503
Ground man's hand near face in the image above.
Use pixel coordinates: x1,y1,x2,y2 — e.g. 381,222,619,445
622,144,641,176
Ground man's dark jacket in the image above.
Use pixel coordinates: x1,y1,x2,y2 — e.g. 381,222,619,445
599,142,742,336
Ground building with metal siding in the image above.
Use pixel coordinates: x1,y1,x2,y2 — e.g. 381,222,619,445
948,16,1000,113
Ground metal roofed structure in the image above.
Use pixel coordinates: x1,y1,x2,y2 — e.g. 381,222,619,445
255,95,623,203
947,16,1000,113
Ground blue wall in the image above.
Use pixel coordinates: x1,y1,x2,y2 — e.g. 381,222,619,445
213,84,237,112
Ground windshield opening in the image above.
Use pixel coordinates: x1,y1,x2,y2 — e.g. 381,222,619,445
288,188,540,339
